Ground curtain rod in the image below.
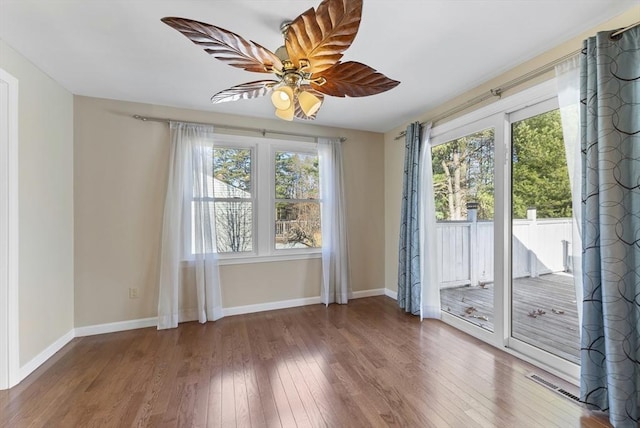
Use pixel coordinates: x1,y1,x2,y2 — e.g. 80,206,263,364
394,21,640,141
611,21,639,38
132,115,347,142
393,49,580,140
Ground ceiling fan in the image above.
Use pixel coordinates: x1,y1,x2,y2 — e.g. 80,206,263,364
162,0,400,121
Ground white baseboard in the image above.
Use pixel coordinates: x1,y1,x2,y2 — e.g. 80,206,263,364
223,296,322,317
73,291,393,338
18,329,74,383
350,288,385,299
74,317,157,337
385,289,398,300
223,288,386,317
14,291,393,386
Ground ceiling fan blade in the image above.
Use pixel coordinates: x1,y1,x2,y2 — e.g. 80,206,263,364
162,17,283,73
311,61,400,97
211,80,278,104
285,0,362,74
294,86,325,120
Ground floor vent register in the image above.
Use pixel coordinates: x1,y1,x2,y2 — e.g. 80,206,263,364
526,373,582,404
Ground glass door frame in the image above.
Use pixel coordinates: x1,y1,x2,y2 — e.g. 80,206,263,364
430,79,580,384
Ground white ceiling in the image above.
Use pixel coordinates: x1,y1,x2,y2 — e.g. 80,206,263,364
0,1,636,133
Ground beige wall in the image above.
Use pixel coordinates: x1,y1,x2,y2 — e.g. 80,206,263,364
0,41,75,365
73,96,385,327
219,260,322,307
383,6,640,292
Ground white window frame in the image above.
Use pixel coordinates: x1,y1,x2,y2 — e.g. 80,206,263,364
184,133,321,265
430,79,580,384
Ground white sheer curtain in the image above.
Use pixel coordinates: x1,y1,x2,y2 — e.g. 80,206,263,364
419,123,440,319
318,137,350,305
157,122,223,330
555,57,583,326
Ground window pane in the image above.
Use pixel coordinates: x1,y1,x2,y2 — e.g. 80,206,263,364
275,152,319,199
511,109,579,364
432,129,495,221
214,201,253,253
191,201,216,255
512,110,572,219
275,202,321,249
213,148,252,197
434,128,495,332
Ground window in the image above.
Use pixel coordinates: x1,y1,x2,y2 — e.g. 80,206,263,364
432,128,495,221
187,134,321,262
274,151,321,249
212,147,253,253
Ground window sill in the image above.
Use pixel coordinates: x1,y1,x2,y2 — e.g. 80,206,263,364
181,252,322,267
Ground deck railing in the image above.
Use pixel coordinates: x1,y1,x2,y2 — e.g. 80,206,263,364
275,220,310,237
436,210,573,289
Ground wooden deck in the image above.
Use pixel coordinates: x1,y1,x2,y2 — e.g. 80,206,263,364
440,273,580,364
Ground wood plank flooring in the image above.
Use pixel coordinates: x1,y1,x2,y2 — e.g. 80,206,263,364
0,296,610,427
440,273,580,364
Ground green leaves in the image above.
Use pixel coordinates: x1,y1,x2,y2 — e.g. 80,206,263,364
213,148,252,194
430,109,571,222
512,110,571,219
274,152,319,200
431,129,495,221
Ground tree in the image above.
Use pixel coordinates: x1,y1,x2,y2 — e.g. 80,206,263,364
213,147,251,192
278,203,321,248
432,129,495,220
430,109,571,222
215,200,252,252
212,148,252,252
512,110,571,219
275,151,321,248
275,151,319,199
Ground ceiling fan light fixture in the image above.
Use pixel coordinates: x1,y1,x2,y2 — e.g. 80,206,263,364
298,90,322,117
162,0,400,122
275,103,295,121
271,85,294,110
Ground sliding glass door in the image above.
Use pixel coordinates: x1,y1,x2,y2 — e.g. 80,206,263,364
431,82,581,380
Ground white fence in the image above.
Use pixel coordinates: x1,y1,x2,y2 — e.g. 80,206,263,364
436,216,573,289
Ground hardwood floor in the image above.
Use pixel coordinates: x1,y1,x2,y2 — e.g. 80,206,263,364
0,296,611,427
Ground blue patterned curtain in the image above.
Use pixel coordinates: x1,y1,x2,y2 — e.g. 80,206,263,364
398,122,422,315
580,27,639,428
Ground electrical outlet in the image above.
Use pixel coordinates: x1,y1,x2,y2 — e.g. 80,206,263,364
129,288,139,299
